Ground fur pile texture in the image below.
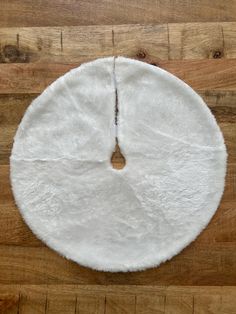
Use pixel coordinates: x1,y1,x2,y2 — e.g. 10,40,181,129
10,57,227,272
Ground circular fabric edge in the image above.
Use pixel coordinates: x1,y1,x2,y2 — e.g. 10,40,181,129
10,56,227,272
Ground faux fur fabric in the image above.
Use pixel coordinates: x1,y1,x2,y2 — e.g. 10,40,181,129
10,57,227,272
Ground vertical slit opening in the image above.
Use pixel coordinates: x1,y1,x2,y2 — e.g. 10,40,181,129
111,58,126,170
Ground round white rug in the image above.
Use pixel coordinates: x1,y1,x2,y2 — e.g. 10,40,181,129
10,57,227,272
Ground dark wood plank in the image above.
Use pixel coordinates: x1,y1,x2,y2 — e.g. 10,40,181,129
0,243,235,285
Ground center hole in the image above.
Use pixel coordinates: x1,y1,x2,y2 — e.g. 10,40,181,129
111,138,126,170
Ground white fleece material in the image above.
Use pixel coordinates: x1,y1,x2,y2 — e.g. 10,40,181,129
10,57,227,272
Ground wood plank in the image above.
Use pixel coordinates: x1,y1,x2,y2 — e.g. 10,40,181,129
0,94,36,165
19,286,46,314
0,164,42,247
194,295,222,314
168,22,224,60
223,22,236,59
221,295,236,314
113,24,168,61
0,244,236,285
105,295,136,314
46,290,76,314
200,91,236,123
76,294,105,314
0,284,236,308
1,1,236,27
0,285,236,312
0,285,231,298
136,294,165,314
0,293,19,314
2,60,236,94
165,296,193,314
159,59,236,91
1,23,236,64
0,63,74,94
0,24,168,64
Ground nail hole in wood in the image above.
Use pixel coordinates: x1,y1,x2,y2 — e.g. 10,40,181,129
213,50,222,59
136,50,146,59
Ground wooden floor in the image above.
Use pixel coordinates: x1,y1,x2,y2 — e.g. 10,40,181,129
0,1,236,313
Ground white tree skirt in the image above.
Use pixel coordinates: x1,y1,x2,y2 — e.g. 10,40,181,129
10,57,227,272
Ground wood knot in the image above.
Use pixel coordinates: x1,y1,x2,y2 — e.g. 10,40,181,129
213,50,222,59
3,45,19,62
1,44,28,63
136,50,146,59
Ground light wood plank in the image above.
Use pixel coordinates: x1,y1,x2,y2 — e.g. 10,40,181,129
0,285,236,312
223,22,236,59
46,291,76,314
113,24,168,61
165,296,193,314
136,294,165,314
0,284,236,314
221,295,236,314
0,26,113,64
105,295,136,314
1,23,236,64
169,22,224,60
76,294,105,314
1,1,236,27
194,295,222,314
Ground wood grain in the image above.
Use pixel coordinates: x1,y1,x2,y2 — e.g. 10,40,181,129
136,294,165,314
76,294,105,314
0,242,236,285
0,285,236,314
105,294,136,314
2,23,236,66
1,1,236,27
2,59,236,94
19,286,46,314
46,291,76,314
0,4,236,310
165,296,193,314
